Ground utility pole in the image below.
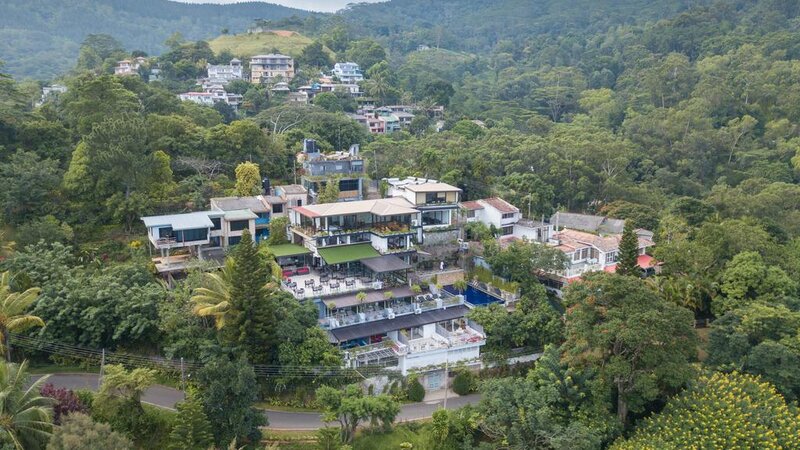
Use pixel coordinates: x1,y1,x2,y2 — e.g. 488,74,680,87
443,344,450,409
180,357,185,392
98,349,106,390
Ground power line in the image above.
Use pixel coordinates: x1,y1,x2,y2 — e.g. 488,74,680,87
10,334,395,379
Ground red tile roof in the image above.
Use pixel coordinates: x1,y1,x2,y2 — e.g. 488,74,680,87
482,197,519,214
460,201,484,211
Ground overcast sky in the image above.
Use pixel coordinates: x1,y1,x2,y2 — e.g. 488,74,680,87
173,0,385,13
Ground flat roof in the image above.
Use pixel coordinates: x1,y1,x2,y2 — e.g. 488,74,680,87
211,196,269,213
293,197,418,218
268,243,312,258
329,305,470,343
141,211,221,231
324,286,414,309
318,243,380,265
361,255,412,273
403,182,462,193
223,209,258,221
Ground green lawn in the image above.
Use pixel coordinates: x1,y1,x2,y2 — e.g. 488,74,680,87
352,422,433,450
208,31,331,58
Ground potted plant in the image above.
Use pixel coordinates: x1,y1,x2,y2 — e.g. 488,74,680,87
355,291,367,312
411,284,422,295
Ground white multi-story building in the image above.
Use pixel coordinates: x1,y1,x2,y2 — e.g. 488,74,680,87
178,85,242,108
206,59,243,84
332,62,364,83
385,178,462,233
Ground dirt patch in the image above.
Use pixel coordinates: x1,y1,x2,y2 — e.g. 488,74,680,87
269,30,297,37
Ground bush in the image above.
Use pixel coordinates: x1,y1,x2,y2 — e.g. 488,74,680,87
40,384,88,424
451,371,475,396
407,379,425,402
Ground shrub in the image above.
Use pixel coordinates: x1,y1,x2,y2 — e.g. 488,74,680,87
451,371,475,396
40,384,89,425
407,379,425,402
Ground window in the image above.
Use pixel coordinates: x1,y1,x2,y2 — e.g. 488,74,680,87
272,203,284,214
387,235,406,250
296,199,302,207
210,218,221,230
157,226,174,239
339,179,360,192
502,226,514,236
177,228,208,243
209,237,221,247
229,220,249,232
606,252,618,263
501,212,516,219
422,210,450,226
228,236,241,246
572,252,580,262
425,192,447,204
466,210,476,218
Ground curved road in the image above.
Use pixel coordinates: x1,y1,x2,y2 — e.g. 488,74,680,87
33,373,481,430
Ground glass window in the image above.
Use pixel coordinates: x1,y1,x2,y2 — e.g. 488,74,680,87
606,252,618,263
158,227,174,239
229,220,249,232
177,228,208,243
228,236,241,246
502,212,516,219
272,203,284,213
339,179,360,192
210,218,221,230
502,226,514,236
422,210,450,226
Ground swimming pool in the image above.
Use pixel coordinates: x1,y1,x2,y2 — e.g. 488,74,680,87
444,284,503,306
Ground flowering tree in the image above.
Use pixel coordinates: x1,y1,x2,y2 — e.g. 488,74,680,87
611,372,800,449
39,383,88,424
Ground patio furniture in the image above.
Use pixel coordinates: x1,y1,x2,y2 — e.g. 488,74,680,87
345,279,355,287
282,269,294,278
330,282,340,290
296,266,310,275
305,279,315,287
320,275,330,283
313,285,323,293
295,288,305,296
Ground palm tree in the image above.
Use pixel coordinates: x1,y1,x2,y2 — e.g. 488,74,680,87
0,360,54,450
190,259,234,329
0,272,45,361
191,254,283,329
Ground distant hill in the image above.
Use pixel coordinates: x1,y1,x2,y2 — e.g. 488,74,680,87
209,30,321,59
341,0,715,53
0,0,316,80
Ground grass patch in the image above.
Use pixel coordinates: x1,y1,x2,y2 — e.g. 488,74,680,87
208,31,330,58
353,422,433,450
256,402,321,413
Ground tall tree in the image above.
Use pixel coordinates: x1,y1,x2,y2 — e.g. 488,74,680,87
616,220,640,276
168,392,214,450
0,271,44,361
317,178,341,204
562,273,697,425
234,162,261,197
196,356,265,447
226,231,277,364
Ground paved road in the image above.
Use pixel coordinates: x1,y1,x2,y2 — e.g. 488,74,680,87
265,393,482,430
31,373,185,410
35,373,482,429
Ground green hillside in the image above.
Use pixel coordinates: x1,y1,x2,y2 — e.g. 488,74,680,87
209,30,318,58
0,0,317,80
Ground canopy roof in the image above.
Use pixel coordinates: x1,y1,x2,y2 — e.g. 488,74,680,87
318,243,380,265
361,255,412,273
141,211,221,231
293,197,418,218
268,243,311,258
324,286,414,309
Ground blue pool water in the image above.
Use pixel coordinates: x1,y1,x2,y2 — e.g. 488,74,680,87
444,285,503,306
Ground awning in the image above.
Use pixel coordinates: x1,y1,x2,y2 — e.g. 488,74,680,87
361,255,412,273
318,243,380,265
637,254,657,268
324,286,414,309
267,243,311,258
329,305,471,343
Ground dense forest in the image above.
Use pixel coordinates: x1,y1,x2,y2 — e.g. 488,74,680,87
0,0,315,79
1,0,800,448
